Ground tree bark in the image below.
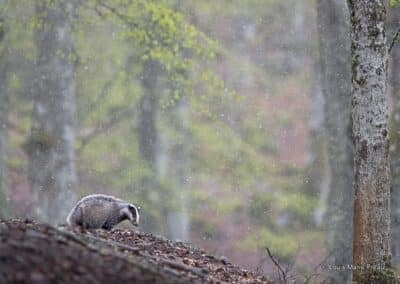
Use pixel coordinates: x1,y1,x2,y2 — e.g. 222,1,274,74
0,6,11,218
27,0,77,225
0,52,9,219
388,6,400,268
316,1,353,282
347,0,391,282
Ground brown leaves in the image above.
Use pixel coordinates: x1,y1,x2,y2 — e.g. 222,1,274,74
0,219,271,284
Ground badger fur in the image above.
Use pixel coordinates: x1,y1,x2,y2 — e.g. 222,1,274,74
66,194,140,230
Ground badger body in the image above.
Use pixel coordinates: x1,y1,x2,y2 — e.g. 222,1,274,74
66,194,139,230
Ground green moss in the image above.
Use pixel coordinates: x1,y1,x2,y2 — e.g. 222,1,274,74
353,267,400,284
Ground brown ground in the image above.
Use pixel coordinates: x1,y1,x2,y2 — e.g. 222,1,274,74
0,219,271,283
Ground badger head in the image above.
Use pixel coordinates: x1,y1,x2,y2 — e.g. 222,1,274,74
120,204,140,227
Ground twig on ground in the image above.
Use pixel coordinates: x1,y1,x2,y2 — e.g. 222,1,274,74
266,247,287,283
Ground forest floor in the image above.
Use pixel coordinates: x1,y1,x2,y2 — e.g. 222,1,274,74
0,219,272,283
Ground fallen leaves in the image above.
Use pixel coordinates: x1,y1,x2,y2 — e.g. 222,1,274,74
0,219,271,284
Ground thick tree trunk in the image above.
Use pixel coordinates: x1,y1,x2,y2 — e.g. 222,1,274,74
27,1,77,225
316,1,353,282
347,1,391,282
388,6,400,268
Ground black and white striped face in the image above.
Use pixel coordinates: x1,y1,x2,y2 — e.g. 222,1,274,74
120,204,140,226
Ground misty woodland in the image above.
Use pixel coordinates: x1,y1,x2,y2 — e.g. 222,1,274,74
2,0,400,283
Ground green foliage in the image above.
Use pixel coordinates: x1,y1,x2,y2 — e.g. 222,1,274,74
391,0,400,6
79,0,223,101
241,229,323,260
249,190,317,229
241,229,299,259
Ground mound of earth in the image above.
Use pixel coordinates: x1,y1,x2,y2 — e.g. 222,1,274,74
0,219,271,283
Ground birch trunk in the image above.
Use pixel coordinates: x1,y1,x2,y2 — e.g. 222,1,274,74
27,1,77,225
347,0,391,282
316,1,353,282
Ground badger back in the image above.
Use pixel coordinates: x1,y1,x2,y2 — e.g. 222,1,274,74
67,195,121,228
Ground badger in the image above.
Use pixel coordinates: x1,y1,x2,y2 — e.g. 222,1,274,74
66,194,140,230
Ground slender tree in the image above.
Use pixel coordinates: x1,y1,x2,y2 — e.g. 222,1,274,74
137,59,190,240
159,97,190,241
136,59,161,233
316,0,353,282
0,48,9,219
0,9,10,219
388,6,400,268
308,63,329,227
27,0,77,225
347,0,391,282
138,59,160,171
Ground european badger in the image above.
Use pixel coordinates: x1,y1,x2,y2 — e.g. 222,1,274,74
66,194,140,230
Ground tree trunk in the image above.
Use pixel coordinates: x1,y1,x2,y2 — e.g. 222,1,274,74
159,98,190,241
307,54,328,226
316,1,353,282
0,52,9,219
27,0,77,225
137,59,161,233
347,1,391,282
388,6,400,268
0,7,9,218
138,60,160,171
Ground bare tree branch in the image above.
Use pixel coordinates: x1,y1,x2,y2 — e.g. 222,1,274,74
389,26,400,54
77,107,135,154
266,247,287,283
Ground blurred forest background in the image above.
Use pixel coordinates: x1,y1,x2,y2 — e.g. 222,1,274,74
1,0,400,281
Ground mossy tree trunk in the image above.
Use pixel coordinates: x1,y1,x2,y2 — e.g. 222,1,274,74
316,0,353,282
27,0,77,225
347,0,391,282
